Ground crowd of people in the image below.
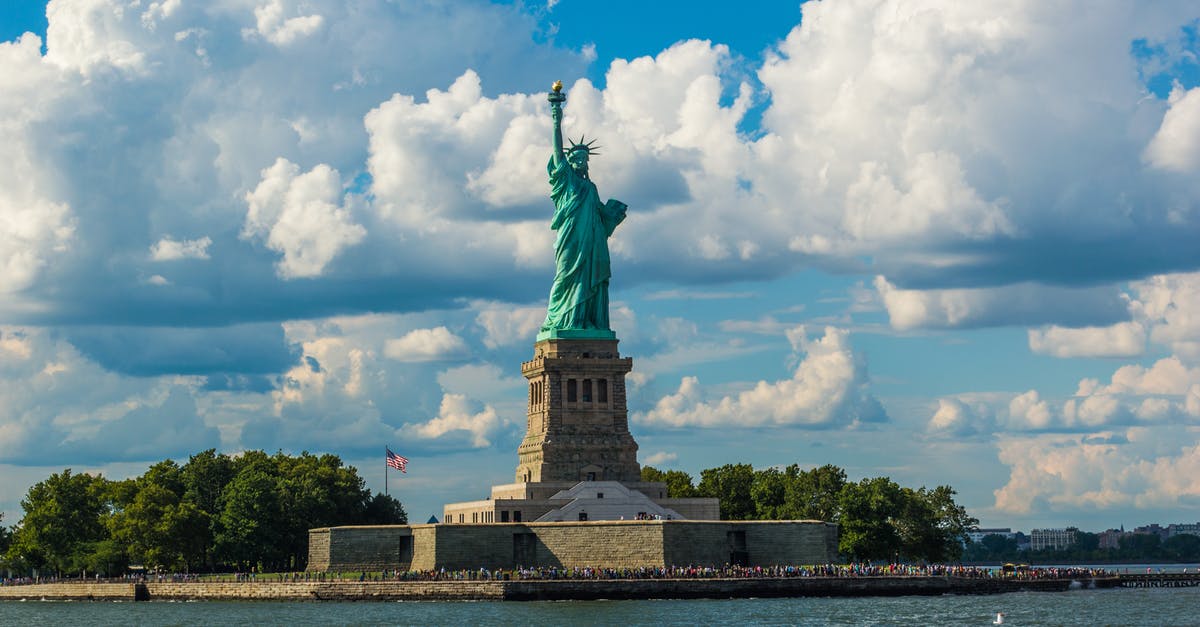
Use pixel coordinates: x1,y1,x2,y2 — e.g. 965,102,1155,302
384,563,1113,582
0,563,1117,586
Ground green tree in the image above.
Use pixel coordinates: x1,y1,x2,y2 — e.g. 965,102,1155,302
837,476,903,561
363,493,409,525
181,449,236,570
109,482,208,571
1119,533,1163,559
0,513,11,562
964,532,1019,562
275,451,373,569
641,466,699,498
215,467,286,570
920,486,978,561
8,469,113,575
1163,534,1200,561
787,464,847,521
80,538,130,576
698,464,756,520
1074,530,1100,554
750,467,790,520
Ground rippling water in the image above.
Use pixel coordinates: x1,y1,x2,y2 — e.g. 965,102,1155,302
2,587,1197,626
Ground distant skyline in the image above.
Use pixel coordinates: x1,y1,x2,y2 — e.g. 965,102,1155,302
1,0,1199,531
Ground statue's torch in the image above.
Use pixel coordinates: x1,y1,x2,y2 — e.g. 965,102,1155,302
549,80,565,104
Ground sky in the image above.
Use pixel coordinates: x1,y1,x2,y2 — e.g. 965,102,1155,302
1,0,1199,533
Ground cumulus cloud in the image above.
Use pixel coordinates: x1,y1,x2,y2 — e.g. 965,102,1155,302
642,451,678,466
1078,357,1200,397
242,159,366,279
929,355,1200,437
150,236,212,261
761,0,1200,284
436,362,523,401
238,315,513,455
1130,272,1200,361
875,276,1130,331
384,327,469,362
636,326,886,429
0,327,220,465
994,428,1200,514
1145,86,1200,172
4,1,1199,333
404,393,500,448
473,302,545,349
246,0,325,46
1028,321,1146,358
928,397,993,437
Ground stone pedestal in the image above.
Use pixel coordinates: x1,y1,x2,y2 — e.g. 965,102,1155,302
441,335,720,525
515,338,640,483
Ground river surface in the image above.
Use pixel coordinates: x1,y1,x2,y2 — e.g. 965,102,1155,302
1,586,1197,626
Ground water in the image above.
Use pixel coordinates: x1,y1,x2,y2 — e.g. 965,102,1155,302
2,587,1197,626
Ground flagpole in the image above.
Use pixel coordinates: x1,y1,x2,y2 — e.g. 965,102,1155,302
385,446,389,497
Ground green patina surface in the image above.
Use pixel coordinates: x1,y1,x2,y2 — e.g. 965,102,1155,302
539,81,626,340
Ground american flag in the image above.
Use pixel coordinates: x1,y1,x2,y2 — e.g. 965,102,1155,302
386,448,408,473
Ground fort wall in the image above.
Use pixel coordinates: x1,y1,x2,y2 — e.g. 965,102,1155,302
308,519,838,572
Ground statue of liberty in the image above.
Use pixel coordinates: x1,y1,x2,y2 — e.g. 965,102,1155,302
538,81,627,340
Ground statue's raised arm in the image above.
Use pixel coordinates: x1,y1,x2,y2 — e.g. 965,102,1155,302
549,80,566,169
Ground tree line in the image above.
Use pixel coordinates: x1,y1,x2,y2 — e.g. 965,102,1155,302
1,450,405,576
643,463,978,563
964,530,1200,563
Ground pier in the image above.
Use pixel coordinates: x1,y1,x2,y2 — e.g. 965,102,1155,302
1117,573,1200,588
0,575,1127,601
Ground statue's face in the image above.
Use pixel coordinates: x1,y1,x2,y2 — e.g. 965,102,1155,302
567,149,589,176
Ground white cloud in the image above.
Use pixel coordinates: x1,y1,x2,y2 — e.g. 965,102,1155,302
140,0,181,30
150,235,212,261
1145,86,1200,172
405,393,499,448
0,327,219,464
874,276,1129,331
242,158,366,279
642,451,678,466
1008,390,1054,431
931,356,1200,436
383,327,469,362
0,34,76,295
45,0,150,74
1028,321,1146,358
1130,272,1200,361
994,428,1200,514
4,1,1198,332
247,0,325,46
1078,357,1200,396
928,397,992,436
636,326,886,428
436,362,523,402
473,302,545,349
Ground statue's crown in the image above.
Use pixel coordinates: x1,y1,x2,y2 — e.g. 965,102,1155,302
568,135,600,156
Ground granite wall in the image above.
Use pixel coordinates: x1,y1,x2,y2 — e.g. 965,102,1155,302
309,520,838,572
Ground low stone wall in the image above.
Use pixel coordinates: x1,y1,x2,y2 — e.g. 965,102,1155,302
0,582,138,600
310,520,839,572
143,581,505,601
0,576,1112,602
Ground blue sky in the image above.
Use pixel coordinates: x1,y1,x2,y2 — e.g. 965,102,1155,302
1,0,1199,532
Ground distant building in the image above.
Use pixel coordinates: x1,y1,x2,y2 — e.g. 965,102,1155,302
1030,528,1076,551
1098,528,1128,550
1133,524,1169,541
966,528,1016,543
1168,522,1200,538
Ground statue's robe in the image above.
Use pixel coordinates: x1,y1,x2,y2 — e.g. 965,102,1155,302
541,156,626,333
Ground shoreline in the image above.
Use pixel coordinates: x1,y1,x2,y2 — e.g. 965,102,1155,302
0,576,1122,602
